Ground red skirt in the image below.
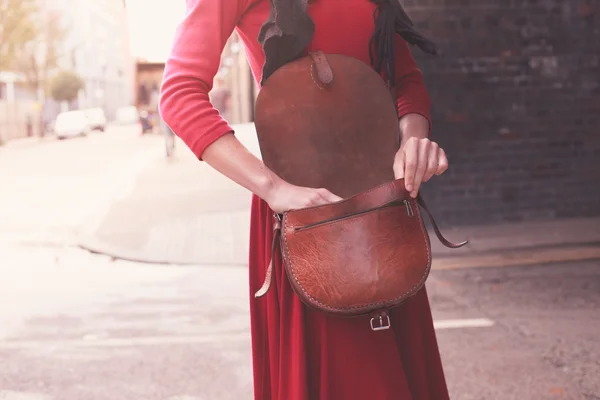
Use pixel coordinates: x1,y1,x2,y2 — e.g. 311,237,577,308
249,195,450,400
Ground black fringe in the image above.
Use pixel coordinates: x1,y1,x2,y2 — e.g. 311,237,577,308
369,0,438,89
258,0,438,85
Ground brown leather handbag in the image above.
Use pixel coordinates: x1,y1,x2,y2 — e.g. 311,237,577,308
253,52,467,331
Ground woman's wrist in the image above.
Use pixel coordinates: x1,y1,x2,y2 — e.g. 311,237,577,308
202,133,285,201
399,113,430,146
253,169,284,202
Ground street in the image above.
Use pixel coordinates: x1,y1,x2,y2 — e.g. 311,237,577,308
0,129,598,400
432,261,600,400
0,127,164,246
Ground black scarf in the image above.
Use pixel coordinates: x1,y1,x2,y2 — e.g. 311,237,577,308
258,0,438,86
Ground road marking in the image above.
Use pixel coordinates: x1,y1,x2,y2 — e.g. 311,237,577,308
165,397,203,400
0,319,495,350
0,391,53,400
0,332,251,349
434,318,495,330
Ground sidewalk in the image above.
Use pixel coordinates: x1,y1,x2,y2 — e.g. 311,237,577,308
77,123,600,269
0,134,54,150
76,123,260,266
431,217,600,270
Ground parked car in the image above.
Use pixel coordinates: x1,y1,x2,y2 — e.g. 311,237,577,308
54,110,91,140
82,107,107,131
115,105,140,125
115,105,143,135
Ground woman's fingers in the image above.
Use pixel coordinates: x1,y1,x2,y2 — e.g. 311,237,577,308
402,138,419,193
317,188,343,203
393,151,405,180
395,138,449,197
437,148,449,175
423,141,440,183
411,139,431,197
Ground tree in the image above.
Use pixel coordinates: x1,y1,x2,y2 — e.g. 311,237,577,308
15,9,66,136
0,0,39,71
49,69,84,103
17,10,65,94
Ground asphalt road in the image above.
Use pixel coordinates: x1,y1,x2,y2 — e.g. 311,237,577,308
2,244,597,400
432,260,600,400
0,131,598,400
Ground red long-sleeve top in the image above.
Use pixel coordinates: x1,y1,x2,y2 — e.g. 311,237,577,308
159,0,431,160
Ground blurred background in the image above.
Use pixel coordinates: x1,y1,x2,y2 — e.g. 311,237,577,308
0,0,598,399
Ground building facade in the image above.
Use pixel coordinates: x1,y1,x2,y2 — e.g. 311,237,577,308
135,61,164,112
215,32,258,125
0,0,133,141
45,0,134,120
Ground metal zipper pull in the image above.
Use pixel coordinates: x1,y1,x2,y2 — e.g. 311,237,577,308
403,199,414,217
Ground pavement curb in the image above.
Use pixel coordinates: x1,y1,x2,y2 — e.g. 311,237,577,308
77,234,247,267
433,243,600,270
79,231,600,270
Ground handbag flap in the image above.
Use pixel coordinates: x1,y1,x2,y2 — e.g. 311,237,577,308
254,53,399,198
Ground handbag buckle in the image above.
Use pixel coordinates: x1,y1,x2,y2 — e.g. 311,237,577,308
370,313,391,331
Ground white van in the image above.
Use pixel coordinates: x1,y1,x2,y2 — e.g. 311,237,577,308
82,107,107,131
54,110,91,139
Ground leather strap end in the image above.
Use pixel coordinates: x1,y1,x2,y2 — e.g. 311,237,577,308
439,237,469,249
254,260,273,298
416,194,469,249
255,218,281,298
310,51,334,87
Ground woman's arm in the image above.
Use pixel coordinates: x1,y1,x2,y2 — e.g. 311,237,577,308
159,0,341,212
391,38,448,197
160,0,245,159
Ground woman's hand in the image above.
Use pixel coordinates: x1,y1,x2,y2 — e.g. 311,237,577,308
393,136,448,198
200,134,342,214
264,179,343,214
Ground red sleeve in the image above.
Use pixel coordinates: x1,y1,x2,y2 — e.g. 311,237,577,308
393,37,432,133
159,0,247,159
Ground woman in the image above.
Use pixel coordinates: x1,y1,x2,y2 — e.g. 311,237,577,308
160,0,450,398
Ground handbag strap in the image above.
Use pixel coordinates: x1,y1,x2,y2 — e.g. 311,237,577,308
254,195,468,298
416,194,468,249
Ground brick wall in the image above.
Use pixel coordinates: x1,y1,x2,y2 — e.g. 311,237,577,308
406,0,600,226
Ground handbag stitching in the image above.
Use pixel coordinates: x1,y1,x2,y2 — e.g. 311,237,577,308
282,198,431,312
309,61,326,90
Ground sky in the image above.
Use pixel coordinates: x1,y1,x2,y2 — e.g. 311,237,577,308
126,0,187,62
